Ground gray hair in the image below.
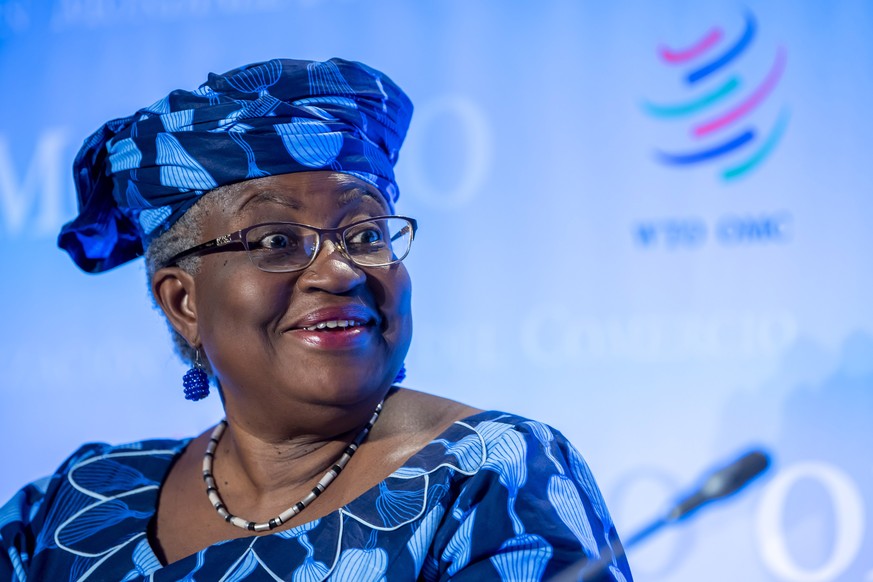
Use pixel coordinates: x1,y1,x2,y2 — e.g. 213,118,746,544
144,182,243,375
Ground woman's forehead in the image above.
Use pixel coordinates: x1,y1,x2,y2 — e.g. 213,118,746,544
229,172,390,215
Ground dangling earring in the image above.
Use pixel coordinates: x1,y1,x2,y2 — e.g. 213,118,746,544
393,362,406,385
183,349,210,401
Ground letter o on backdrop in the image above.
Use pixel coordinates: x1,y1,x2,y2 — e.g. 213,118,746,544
756,462,865,581
403,95,492,210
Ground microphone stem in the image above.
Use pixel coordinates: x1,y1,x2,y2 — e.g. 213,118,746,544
623,515,668,548
549,513,677,580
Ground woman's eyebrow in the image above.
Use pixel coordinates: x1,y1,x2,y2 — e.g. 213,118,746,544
337,186,388,210
235,185,386,212
237,191,304,212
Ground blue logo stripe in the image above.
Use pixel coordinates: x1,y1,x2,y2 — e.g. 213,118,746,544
687,12,756,84
655,130,755,165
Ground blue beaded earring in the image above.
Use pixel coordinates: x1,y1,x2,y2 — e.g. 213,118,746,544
393,362,406,385
183,349,210,401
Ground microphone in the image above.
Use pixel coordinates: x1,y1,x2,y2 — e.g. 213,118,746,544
664,449,770,523
550,448,771,582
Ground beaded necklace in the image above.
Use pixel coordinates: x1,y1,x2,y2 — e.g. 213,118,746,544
202,400,383,532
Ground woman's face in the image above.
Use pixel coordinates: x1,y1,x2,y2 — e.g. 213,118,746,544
189,172,412,420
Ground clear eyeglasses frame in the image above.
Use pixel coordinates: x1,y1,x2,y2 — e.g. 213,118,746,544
161,215,418,273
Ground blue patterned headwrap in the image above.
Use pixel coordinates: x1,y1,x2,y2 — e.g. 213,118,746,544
58,58,413,273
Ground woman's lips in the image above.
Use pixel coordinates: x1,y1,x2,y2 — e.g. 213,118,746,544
301,319,366,331
286,306,379,349
289,305,378,330
290,323,374,350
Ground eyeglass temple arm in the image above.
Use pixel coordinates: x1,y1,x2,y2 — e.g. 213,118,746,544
390,220,417,243
162,234,246,268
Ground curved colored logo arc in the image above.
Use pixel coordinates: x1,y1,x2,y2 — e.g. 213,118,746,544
643,11,789,181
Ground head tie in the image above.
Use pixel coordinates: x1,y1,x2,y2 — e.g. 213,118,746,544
58,58,413,273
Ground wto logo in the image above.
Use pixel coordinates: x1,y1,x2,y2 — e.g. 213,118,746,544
643,12,788,181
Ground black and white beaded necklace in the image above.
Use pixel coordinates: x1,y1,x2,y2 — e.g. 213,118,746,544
202,400,383,532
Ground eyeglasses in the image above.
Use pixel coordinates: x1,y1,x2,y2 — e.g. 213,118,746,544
162,215,418,273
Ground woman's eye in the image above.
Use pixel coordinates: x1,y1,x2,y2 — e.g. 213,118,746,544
258,233,295,249
347,227,384,245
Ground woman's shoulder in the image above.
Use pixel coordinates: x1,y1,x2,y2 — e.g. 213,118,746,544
361,399,632,580
381,390,584,480
3,438,187,527
387,387,573,437
6,437,189,502
0,437,190,578
43,437,191,485
453,409,570,438
3,437,190,518
66,437,189,464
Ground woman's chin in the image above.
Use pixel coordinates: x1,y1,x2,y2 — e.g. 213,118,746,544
287,370,393,407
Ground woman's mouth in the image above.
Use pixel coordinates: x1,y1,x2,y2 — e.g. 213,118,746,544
287,307,380,350
301,320,367,331
290,305,379,332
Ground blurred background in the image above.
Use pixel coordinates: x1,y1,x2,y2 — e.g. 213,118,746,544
1,1,871,579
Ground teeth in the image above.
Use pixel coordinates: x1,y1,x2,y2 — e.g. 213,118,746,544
303,320,363,331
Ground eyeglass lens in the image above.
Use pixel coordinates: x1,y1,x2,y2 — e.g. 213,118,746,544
244,217,413,272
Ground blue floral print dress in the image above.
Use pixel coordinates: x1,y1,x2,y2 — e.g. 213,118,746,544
0,411,632,581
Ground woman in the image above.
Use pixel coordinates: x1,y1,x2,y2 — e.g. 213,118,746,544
0,58,632,581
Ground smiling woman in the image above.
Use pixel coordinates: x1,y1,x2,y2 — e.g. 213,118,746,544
153,173,414,434
0,58,632,581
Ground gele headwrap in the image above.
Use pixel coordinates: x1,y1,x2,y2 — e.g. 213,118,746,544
58,58,414,273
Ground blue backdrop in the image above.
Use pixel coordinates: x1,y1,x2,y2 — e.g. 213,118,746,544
1,1,872,580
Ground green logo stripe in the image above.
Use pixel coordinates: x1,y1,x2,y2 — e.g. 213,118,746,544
722,107,790,180
643,76,741,118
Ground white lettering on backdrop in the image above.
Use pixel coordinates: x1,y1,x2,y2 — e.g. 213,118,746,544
0,128,69,237
756,461,866,581
404,95,492,210
520,308,798,366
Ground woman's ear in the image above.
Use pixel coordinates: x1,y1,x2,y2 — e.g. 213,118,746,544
152,267,199,344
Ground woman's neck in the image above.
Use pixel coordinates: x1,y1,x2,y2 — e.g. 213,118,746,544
215,396,384,499
218,419,361,497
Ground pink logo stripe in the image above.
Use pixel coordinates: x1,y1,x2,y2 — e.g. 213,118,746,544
692,47,787,138
659,27,724,64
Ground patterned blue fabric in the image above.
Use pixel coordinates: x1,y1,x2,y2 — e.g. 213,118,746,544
0,412,632,581
58,58,413,273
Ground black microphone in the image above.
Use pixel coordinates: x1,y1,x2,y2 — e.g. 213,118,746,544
550,448,772,582
665,449,770,523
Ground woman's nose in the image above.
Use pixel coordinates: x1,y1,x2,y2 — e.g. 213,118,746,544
297,239,367,293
